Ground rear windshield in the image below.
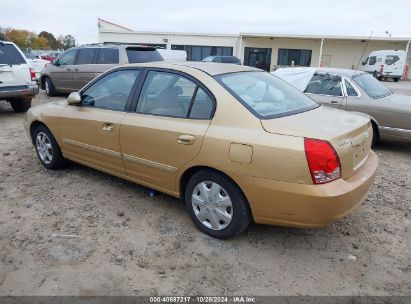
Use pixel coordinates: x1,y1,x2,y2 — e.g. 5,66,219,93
221,57,240,64
353,73,392,99
126,47,163,63
216,71,319,119
0,43,26,65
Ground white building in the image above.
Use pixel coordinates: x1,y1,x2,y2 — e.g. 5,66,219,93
98,18,411,78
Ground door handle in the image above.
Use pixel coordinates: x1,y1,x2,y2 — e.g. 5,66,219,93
177,135,195,145
74,68,79,71
330,100,339,104
102,123,114,132
66,68,72,71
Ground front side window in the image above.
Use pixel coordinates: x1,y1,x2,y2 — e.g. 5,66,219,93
76,48,96,65
137,71,214,119
58,49,77,65
216,71,318,118
81,69,140,111
96,48,119,64
345,80,358,97
353,73,392,99
305,74,342,96
368,56,377,65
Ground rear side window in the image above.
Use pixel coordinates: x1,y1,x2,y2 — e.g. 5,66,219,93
385,55,400,65
126,48,163,63
368,56,377,65
96,48,119,64
189,88,214,119
0,43,26,65
76,48,96,65
305,74,342,96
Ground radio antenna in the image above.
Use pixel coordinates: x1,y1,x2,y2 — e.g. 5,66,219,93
355,31,373,72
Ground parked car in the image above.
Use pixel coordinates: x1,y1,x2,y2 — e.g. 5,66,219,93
25,62,378,238
40,51,62,62
362,50,406,82
0,41,38,112
23,52,50,80
273,67,411,144
202,56,241,64
40,44,166,96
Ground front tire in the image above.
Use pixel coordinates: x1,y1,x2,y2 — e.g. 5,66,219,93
44,77,57,96
32,125,67,169
10,99,31,113
394,78,399,82
185,170,251,239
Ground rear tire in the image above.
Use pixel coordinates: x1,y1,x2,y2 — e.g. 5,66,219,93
184,169,251,239
371,122,379,147
44,77,57,96
32,124,67,170
10,99,31,113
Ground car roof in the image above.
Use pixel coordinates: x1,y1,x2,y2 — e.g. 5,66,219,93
288,67,365,78
123,61,261,76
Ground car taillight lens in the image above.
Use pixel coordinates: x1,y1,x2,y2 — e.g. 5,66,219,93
304,138,341,184
29,68,36,81
380,64,384,73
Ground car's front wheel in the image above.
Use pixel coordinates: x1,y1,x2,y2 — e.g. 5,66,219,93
44,77,57,96
185,170,251,239
10,99,31,113
33,125,67,169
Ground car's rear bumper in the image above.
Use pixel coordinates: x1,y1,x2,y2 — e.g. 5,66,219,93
232,150,379,228
0,84,39,100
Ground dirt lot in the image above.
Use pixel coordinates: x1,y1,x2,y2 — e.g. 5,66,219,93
0,84,410,296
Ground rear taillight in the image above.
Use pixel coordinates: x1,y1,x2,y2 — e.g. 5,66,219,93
380,64,384,74
304,138,341,184
29,68,36,81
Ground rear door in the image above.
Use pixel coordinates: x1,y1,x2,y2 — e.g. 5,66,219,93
0,43,30,91
48,48,77,92
384,54,404,77
304,74,346,108
72,48,97,90
120,69,215,192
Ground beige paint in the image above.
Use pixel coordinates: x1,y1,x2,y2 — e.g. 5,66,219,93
25,62,379,228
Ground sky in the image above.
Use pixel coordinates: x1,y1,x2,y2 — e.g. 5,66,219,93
2,0,411,45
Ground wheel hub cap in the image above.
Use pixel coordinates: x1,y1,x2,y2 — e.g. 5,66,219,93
36,132,53,165
191,181,233,231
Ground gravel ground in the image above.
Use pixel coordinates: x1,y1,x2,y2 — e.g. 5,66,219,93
0,85,410,296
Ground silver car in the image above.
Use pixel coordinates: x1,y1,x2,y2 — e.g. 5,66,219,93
39,44,164,96
273,67,411,144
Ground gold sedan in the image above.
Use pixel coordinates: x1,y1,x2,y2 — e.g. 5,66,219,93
24,62,379,239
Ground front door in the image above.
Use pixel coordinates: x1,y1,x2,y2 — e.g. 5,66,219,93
305,73,346,109
71,48,97,90
244,47,272,71
120,70,215,192
59,68,142,174
48,48,77,92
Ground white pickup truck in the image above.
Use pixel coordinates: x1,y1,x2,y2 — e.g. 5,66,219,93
0,41,39,112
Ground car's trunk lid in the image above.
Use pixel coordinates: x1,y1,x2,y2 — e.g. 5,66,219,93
260,106,373,179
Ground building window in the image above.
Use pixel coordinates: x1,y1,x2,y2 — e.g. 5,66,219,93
277,48,312,67
171,45,233,61
243,47,272,71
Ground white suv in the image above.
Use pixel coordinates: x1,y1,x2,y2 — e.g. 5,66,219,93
0,41,39,112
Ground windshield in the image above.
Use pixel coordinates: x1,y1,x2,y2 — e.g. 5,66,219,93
216,71,319,119
353,73,392,98
0,43,26,65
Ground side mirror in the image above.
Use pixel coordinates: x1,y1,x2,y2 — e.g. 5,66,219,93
361,61,365,66
67,92,81,105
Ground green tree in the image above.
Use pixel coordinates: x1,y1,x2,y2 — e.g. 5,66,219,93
39,31,58,49
62,34,76,50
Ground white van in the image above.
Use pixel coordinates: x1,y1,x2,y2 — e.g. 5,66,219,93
362,50,406,82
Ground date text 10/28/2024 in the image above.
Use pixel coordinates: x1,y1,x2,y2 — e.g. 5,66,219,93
150,296,256,303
